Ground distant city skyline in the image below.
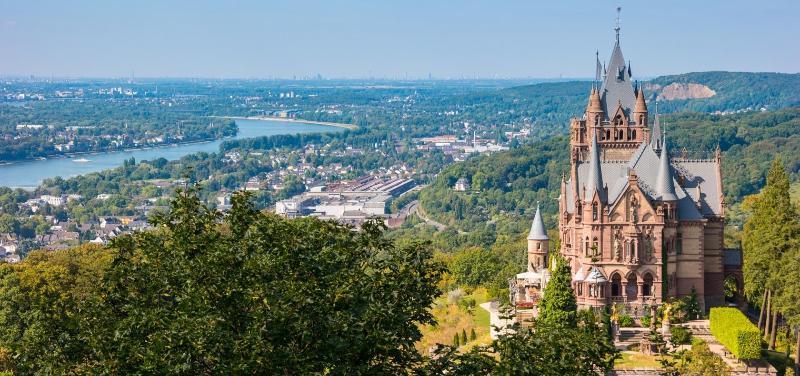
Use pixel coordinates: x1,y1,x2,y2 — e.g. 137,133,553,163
1,0,798,79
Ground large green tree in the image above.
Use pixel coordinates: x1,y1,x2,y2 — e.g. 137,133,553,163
537,254,577,328
0,190,445,374
742,157,800,354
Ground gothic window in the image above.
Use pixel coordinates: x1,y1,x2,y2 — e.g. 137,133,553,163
632,130,637,139
592,203,598,221
584,237,590,256
605,130,610,140
594,115,600,125
676,233,683,254
592,237,599,256
614,115,623,126
639,115,645,125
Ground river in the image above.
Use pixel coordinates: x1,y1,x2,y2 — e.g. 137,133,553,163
0,119,344,189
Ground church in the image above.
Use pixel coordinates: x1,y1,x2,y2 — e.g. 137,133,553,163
511,24,738,317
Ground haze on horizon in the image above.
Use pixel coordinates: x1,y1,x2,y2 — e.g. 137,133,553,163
1,0,798,79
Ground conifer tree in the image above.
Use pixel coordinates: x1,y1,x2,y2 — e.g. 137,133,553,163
453,334,460,347
743,157,800,347
470,328,477,341
537,254,577,328
461,329,468,344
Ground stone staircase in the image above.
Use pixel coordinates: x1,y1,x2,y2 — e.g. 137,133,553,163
616,328,648,350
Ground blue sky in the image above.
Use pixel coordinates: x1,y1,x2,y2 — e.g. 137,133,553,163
1,0,798,79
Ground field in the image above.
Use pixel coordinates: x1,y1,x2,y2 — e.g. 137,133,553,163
416,287,493,353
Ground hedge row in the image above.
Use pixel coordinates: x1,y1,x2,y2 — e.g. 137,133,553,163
709,307,761,359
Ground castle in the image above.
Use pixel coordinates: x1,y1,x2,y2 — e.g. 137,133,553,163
511,23,740,316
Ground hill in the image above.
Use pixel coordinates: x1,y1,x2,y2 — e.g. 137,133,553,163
492,72,800,133
413,108,800,249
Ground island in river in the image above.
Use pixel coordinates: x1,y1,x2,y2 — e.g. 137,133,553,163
0,118,345,189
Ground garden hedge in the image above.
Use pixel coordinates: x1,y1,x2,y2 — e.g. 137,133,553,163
709,307,761,359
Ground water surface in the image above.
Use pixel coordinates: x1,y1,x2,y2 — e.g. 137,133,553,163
0,119,342,189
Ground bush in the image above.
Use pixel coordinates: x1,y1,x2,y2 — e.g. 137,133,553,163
670,326,693,346
618,314,635,327
709,308,761,359
641,315,652,328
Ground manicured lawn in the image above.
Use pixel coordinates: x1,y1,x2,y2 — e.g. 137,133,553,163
615,351,663,370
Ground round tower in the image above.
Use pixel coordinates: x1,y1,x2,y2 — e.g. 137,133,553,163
527,203,550,271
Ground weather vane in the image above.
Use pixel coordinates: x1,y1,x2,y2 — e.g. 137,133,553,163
615,7,622,42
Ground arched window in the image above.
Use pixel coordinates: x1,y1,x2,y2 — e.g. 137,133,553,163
584,237,590,256
614,115,623,126
605,130,611,140
592,203,598,221
611,273,622,297
632,130,637,139
675,233,683,254
643,273,654,296
592,237,599,256
594,115,600,125
639,115,645,125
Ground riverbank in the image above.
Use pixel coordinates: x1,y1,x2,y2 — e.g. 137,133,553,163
0,137,225,166
0,118,345,189
215,116,358,130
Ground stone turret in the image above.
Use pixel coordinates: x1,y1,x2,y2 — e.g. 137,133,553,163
527,203,549,271
633,84,648,126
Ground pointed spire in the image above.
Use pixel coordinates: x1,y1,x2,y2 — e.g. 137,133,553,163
585,133,606,203
528,202,549,240
656,135,678,201
614,7,621,44
634,84,647,113
595,50,602,83
588,87,602,113
651,101,662,151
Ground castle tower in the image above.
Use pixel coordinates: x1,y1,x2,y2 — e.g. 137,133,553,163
527,203,549,271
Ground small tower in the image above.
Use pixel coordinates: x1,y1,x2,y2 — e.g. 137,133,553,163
527,203,549,271
633,83,648,127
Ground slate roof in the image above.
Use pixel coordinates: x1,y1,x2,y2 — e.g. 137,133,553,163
599,41,636,119
528,203,549,240
655,139,679,201
584,134,606,202
568,141,721,221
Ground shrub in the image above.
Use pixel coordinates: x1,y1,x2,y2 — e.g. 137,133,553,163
618,314,635,327
641,315,652,328
709,307,761,359
670,326,692,346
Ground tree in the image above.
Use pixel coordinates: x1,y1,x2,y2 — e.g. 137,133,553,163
423,310,617,375
470,328,477,341
448,247,503,287
461,329,468,345
0,245,112,374
742,157,799,348
0,189,445,374
661,340,731,376
537,254,577,328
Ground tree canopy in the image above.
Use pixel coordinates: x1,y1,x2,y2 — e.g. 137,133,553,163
0,190,445,374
